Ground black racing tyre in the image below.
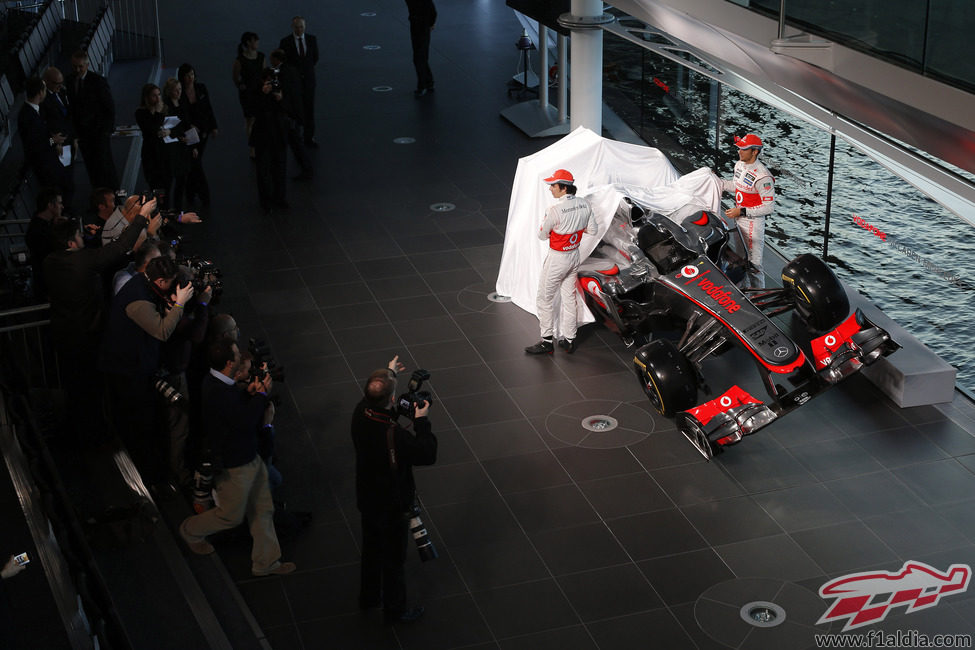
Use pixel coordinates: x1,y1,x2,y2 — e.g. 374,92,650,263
633,339,697,417
781,253,850,332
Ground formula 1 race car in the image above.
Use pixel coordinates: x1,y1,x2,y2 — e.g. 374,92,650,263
577,197,898,459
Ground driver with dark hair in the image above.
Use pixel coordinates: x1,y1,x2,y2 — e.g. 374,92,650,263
526,169,597,355
351,355,437,625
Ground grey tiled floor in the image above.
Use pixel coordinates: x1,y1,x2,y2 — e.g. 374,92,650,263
155,1,975,648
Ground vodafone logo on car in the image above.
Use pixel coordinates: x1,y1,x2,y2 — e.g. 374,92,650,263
679,265,699,279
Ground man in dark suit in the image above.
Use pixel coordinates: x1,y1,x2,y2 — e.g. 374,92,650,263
269,49,313,181
65,50,118,189
406,0,437,97
279,16,319,147
18,76,73,207
40,66,75,145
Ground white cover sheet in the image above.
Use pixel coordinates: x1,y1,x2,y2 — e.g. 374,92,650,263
496,127,725,332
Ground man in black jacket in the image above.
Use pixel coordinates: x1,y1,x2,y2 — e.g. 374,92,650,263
18,77,73,206
43,199,157,444
65,50,118,188
99,255,193,484
279,16,318,146
268,49,312,181
351,356,437,625
406,0,437,97
179,338,296,576
249,70,290,213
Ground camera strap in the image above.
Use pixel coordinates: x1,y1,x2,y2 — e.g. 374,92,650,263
363,408,399,471
385,424,398,470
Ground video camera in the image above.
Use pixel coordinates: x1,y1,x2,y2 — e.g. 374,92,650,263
396,369,433,419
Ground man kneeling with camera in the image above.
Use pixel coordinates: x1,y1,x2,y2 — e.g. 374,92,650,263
351,355,437,625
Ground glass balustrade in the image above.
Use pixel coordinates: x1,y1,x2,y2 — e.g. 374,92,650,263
602,31,975,391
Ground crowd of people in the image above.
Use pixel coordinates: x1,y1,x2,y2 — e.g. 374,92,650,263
6,8,455,633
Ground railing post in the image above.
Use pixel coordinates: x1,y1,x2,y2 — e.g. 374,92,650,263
823,132,836,260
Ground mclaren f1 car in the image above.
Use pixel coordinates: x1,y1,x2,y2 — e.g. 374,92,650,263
577,197,898,459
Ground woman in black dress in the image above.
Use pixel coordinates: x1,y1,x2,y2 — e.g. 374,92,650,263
179,63,218,206
135,83,171,193
163,77,191,210
231,31,265,158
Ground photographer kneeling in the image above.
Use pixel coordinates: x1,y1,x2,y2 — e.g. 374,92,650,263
351,355,437,625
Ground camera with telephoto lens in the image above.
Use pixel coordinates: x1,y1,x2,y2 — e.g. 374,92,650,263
176,255,224,304
396,369,432,419
404,502,438,562
153,371,183,406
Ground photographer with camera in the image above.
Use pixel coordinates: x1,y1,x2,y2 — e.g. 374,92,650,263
351,355,437,625
250,68,290,214
268,49,312,182
179,338,296,576
98,255,193,487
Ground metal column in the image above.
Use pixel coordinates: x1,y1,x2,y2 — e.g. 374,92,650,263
559,1,614,133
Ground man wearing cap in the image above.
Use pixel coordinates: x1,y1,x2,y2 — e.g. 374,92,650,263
526,169,597,355
721,134,774,289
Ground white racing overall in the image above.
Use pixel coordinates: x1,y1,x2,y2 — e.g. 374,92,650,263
722,159,774,289
536,194,597,340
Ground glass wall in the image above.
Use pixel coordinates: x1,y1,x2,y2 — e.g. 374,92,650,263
726,0,975,92
602,29,975,391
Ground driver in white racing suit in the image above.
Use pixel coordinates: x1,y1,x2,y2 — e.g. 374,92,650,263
720,134,774,289
526,169,597,355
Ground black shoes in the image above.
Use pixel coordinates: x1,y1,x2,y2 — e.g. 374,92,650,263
413,86,434,98
558,338,576,354
525,339,554,355
385,606,424,625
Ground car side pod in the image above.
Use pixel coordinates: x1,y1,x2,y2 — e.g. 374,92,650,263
676,386,778,461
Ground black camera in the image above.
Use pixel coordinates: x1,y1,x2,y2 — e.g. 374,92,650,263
396,369,432,419
247,338,285,407
270,69,282,92
177,255,224,304
139,188,167,216
404,502,438,562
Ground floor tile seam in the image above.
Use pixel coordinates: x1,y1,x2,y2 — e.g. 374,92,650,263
429,400,660,638
488,622,598,648
784,521,903,577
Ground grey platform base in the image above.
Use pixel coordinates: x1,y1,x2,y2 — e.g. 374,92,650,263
852,293,956,407
500,100,570,138
763,250,956,407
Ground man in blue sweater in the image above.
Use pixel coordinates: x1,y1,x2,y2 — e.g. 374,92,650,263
179,338,296,576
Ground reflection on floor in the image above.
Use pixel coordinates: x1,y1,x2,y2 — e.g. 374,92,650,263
145,0,975,647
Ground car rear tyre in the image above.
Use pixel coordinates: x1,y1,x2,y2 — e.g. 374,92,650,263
781,253,850,332
633,339,697,417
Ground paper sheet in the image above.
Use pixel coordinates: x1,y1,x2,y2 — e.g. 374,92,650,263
59,144,72,167
183,126,200,146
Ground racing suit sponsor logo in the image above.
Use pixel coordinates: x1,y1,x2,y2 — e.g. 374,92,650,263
817,561,971,632
681,269,741,314
549,228,584,251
